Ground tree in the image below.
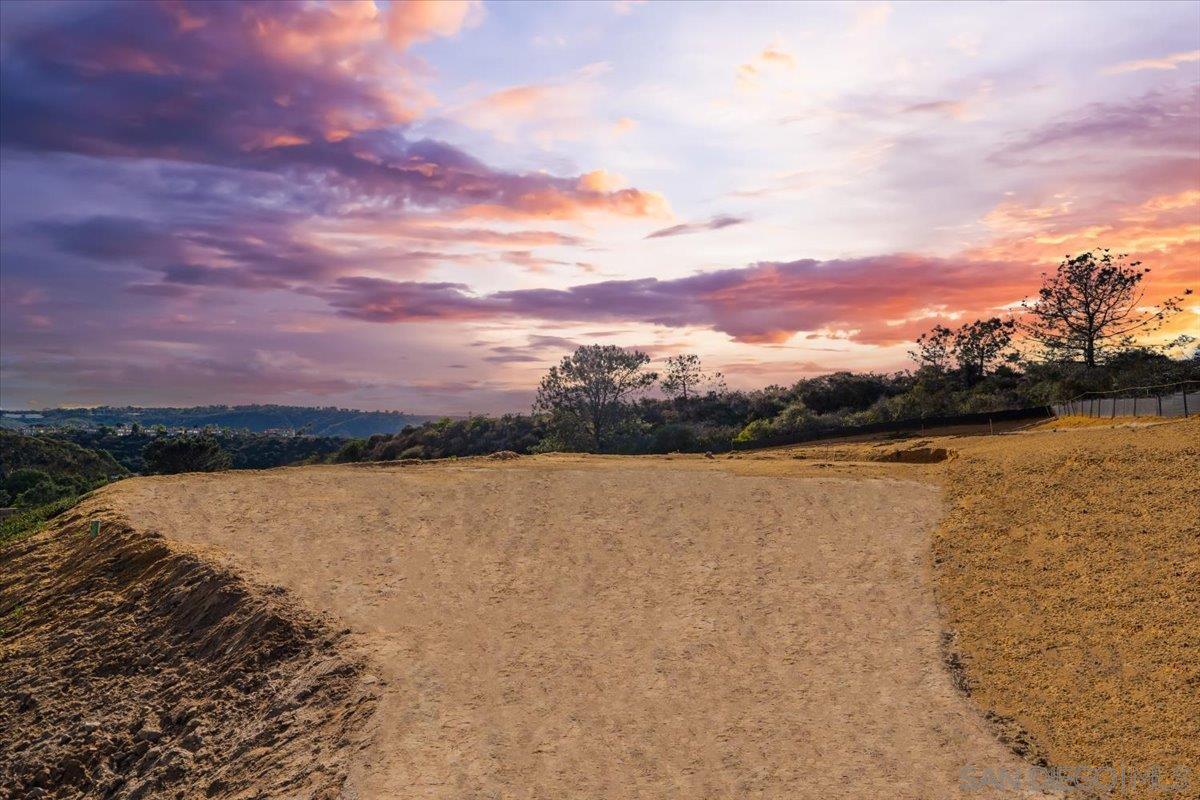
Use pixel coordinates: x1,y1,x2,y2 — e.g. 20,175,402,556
911,325,955,372
793,371,894,414
142,434,231,475
660,354,724,400
535,345,658,451
952,317,1016,384
1019,249,1190,367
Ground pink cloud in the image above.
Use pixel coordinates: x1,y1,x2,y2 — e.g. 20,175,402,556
319,254,1041,345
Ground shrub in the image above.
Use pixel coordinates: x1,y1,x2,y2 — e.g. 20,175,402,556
16,479,74,508
332,440,365,463
142,434,232,475
3,468,52,496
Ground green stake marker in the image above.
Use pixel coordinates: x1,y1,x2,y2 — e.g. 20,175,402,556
90,520,100,538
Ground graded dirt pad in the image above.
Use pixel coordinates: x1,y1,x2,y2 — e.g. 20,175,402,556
89,457,1045,799
0,503,373,800
933,418,1200,796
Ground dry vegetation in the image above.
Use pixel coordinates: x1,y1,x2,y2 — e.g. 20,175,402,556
932,418,1200,782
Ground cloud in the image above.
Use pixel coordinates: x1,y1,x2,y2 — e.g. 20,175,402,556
645,215,747,239
452,62,613,147
853,3,892,30
319,254,1040,345
612,117,639,137
899,99,971,119
387,0,484,49
0,3,663,222
484,334,578,363
855,81,992,122
737,43,797,90
997,84,1200,160
1103,50,1200,75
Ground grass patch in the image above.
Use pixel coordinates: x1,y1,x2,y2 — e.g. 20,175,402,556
0,495,81,547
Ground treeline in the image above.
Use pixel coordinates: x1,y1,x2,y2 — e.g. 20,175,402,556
63,428,346,473
3,404,434,437
1,428,347,542
333,416,547,462
338,346,1197,462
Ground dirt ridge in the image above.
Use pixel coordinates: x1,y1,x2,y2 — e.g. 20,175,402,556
0,500,376,800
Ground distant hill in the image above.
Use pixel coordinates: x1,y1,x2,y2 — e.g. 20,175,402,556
0,405,439,437
0,429,126,482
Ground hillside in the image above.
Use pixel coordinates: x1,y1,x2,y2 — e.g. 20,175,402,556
4,422,1195,798
0,430,125,483
1,405,438,437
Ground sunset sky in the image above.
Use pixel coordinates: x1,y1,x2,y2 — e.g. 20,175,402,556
1,0,1197,413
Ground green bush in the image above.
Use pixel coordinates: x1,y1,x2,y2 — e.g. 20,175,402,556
332,440,365,463
142,434,232,475
3,468,53,496
15,479,74,508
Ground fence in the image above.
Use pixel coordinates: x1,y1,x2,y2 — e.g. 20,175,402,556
1052,380,1196,419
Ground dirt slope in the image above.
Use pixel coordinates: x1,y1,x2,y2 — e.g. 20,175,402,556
96,457,1044,799
933,418,1200,793
0,502,374,800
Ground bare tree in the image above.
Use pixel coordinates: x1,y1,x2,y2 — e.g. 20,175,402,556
1019,250,1190,367
535,345,658,451
660,354,725,400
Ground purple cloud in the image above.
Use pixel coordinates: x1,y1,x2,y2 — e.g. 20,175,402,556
0,1,665,221
320,254,1039,344
645,215,746,239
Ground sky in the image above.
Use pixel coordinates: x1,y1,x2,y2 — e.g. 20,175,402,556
1,0,1197,414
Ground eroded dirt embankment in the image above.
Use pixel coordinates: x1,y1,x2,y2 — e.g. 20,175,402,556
0,501,375,800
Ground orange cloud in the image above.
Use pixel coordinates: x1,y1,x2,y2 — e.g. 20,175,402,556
457,183,671,221
452,63,611,146
737,43,797,90
612,117,638,137
388,0,483,49
969,191,1199,317
1103,50,1200,75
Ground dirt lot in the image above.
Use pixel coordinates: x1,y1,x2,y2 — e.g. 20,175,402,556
5,452,1039,799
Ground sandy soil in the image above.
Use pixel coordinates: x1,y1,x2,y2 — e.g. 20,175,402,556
86,454,1047,799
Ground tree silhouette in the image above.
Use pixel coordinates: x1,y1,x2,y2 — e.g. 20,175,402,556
1019,250,1189,367
660,354,725,400
535,345,657,451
